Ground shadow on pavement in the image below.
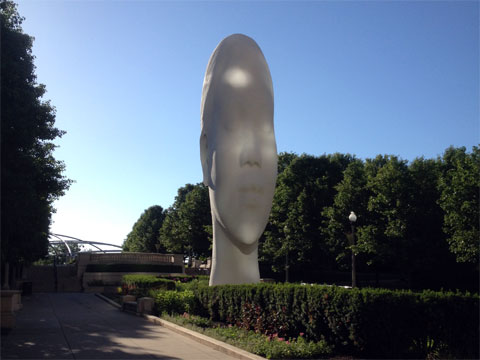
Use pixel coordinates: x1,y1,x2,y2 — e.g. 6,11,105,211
1,293,182,359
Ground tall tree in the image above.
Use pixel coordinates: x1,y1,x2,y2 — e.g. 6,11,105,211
322,158,369,271
123,205,166,253
178,184,212,259
404,156,459,288
323,152,478,290
323,155,413,276
260,153,353,280
438,146,480,264
1,0,72,271
277,151,299,174
34,242,84,265
159,183,211,260
357,155,412,273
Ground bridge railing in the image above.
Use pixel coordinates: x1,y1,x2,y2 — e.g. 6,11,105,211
79,252,183,266
88,253,177,265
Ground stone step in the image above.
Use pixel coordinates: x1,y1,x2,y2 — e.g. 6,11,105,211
122,301,138,314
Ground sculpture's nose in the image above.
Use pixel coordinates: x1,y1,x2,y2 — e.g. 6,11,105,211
240,136,261,168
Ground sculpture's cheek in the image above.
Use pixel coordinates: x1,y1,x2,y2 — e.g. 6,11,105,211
211,151,277,246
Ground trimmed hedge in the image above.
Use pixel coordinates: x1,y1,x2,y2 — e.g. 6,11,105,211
158,274,210,283
193,283,479,359
85,263,183,273
122,274,175,298
150,289,195,315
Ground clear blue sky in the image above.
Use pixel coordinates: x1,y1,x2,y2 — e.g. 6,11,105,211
17,0,479,248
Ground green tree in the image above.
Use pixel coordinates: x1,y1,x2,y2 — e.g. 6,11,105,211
323,152,477,290
323,155,412,275
34,242,84,265
159,183,211,261
322,159,369,271
438,146,480,264
177,183,212,259
261,153,353,280
1,1,72,271
404,156,461,288
356,155,412,273
123,205,166,253
277,151,299,174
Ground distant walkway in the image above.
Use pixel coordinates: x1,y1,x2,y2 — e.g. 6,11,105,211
1,293,237,359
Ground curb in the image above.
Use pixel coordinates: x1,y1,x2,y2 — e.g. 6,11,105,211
143,314,265,360
94,293,121,309
95,293,264,360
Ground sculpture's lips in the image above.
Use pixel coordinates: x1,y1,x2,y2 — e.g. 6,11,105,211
238,185,264,194
238,185,264,210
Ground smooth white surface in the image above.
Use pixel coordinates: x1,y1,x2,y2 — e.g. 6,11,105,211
349,211,357,223
200,34,277,285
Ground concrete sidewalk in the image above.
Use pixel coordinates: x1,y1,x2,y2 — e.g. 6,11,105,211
1,293,239,359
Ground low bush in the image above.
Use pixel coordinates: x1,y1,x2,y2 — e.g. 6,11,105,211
175,313,214,328
193,283,479,359
157,274,209,283
162,313,332,359
150,289,195,315
175,277,209,292
256,333,332,360
122,274,175,298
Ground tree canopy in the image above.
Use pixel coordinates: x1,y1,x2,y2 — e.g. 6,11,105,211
438,146,479,263
122,205,166,253
159,183,211,261
1,0,72,266
126,145,477,290
261,153,353,277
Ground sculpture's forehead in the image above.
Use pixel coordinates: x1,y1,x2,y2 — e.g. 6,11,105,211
215,35,263,64
201,34,273,132
209,34,271,88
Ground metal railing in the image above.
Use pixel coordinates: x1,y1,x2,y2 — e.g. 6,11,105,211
89,253,176,264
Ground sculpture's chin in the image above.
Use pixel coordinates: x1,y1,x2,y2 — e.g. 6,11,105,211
210,185,274,249
232,224,262,246
221,212,269,248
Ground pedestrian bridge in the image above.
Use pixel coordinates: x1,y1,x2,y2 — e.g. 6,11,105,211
48,233,123,256
23,234,185,292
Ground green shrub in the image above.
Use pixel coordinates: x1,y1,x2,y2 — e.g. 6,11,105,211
151,289,195,315
157,274,209,282
256,334,332,359
193,283,479,359
122,274,175,298
122,274,176,288
174,313,214,328
175,277,209,292
85,263,183,273
162,313,332,359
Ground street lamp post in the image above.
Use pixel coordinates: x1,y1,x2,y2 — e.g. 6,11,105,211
349,211,357,288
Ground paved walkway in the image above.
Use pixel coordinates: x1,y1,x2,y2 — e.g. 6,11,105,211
1,293,238,359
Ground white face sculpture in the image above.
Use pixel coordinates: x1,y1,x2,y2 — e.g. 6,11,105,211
200,34,277,248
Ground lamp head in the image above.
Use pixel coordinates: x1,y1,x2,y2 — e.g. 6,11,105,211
349,211,357,223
